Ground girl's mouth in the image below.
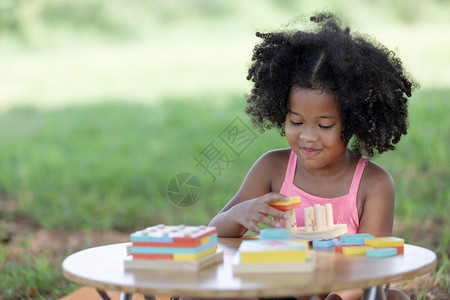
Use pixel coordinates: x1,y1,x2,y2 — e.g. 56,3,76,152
300,147,321,158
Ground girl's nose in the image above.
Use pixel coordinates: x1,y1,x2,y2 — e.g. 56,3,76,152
299,126,318,142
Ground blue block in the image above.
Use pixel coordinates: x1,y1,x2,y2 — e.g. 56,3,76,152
340,233,374,244
130,237,217,254
260,228,290,240
313,239,338,248
366,248,397,258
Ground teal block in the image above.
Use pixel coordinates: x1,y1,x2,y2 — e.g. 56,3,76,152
366,248,397,258
130,238,217,254
260,228,290,240
340,233,374,244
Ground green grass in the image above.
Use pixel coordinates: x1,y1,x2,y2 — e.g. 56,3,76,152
1,89,448,231
0,247,77,299
374,89,449,221
0,95,282,230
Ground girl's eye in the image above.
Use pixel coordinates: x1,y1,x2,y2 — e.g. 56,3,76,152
319,124,335,130
289,120,303,126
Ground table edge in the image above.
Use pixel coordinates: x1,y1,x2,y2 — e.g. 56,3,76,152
61,242,438,298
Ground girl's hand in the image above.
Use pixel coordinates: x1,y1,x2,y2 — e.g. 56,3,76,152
231,192,289,234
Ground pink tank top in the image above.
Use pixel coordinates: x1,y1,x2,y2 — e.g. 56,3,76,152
279,151,368,234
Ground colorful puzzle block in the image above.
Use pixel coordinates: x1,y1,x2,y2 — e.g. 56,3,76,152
334,242,364,253
342,246,374,256
260,228,291,240
239,240,307,263
270,197,301,233
124,224,223,271
233,239,315,274
365,237,404,247
269,197,301,210
366,248,398,258
340,233,375,245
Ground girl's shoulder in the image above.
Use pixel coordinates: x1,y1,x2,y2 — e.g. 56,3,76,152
251,148,291,177
257,148,291,167
361,159,395,192
254,148,291,190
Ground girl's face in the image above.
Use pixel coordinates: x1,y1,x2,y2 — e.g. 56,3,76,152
285,88,347,170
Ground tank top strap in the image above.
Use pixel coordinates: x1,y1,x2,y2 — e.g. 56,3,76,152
284,150,298,184
348,156,369,195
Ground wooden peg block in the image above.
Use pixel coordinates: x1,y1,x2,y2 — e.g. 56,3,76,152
304,207,315,232
314,205,327,231
325,203,334,229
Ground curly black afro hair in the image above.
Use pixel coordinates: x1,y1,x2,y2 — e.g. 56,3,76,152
246,13,418,157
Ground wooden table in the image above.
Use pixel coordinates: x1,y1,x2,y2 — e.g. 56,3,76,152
62,238,437,300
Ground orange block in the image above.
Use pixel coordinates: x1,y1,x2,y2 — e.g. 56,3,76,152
270,197,301,211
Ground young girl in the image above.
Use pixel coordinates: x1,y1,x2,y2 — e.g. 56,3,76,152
209,13,417,300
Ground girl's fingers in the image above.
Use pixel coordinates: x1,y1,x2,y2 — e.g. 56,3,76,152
258,215,284,229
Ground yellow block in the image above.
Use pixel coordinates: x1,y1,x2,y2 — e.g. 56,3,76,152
200,235,211,244
239,240,307,263
241,249,306,263
365,237,404,247
269,196,301,206
342,246,374,256
173,246,217,261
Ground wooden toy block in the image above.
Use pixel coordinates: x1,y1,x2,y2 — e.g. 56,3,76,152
132,234,214,248
312,239,338,248
325,203,334,229
365,237,404,248
239,240,307,263
292,223,348,241
124,250,224,271
269,196,301,209
125,224,223,271
366,248,397,258
314,204,327,231
379,245,404,254
303,206,315,232
128,236,217,255
340,233,375,245
173,246,217,261
334,242,363,253
131,253,173,260
259,228,290,240
233,249,315,274
130,224,217,246
296,203,346,240
270,197,301,233
342,246,374,256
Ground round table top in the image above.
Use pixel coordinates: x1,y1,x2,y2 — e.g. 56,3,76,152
62,238,436,298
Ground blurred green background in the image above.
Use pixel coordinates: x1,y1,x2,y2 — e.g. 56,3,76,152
0,0,448,298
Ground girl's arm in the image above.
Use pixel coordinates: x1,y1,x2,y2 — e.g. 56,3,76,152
328,162,396,300
209,150,289,237
357,161,395,236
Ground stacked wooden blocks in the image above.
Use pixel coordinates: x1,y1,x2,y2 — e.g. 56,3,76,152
124,224,223,271
269,196,301,232
233,237,314,274
304,203,334,232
